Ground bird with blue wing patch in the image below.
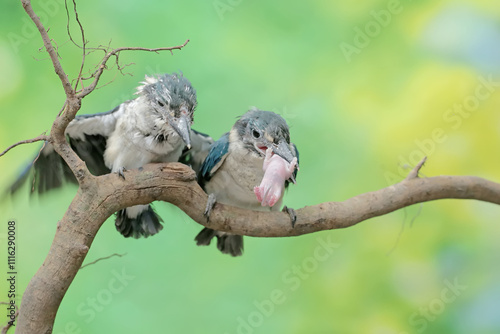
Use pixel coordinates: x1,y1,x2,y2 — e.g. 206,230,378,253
11,73,213,238
195,108,299,256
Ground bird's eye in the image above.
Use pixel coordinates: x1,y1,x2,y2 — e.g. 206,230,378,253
252,130,261,139
157,101,165,107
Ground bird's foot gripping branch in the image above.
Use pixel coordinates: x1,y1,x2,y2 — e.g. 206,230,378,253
3,1,500,333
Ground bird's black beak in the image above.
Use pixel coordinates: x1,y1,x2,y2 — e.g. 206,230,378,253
272,140,296,166
171,115,191,149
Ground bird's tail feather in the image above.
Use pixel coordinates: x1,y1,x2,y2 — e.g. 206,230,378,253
195,228,243,257
115,205,163,238
194,227,218,246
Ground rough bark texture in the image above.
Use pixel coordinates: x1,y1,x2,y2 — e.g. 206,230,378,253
9,0,500,333
70,163,500,238
14,162,500,333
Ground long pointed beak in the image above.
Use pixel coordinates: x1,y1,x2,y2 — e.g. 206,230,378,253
272,140,296,166
171,115,191,149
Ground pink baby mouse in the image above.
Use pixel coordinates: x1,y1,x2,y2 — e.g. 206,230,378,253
254,148,298,207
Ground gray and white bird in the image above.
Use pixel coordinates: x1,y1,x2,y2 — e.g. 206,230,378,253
195,108,299,256
12,73,213,238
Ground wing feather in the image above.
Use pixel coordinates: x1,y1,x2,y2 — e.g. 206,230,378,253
178,128,214,175
10,104,124,194
198,132,230,188
285,143,299,189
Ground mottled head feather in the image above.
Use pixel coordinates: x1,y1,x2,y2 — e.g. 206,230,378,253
234,108,291,145
136,73,197,116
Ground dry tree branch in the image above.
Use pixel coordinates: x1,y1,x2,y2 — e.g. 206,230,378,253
80,253,127,270
0,302,18,334
13,0,189,172
21,0,73,98
115,161,500,238
69,0,87,92
0,133,48,158
14,159,500,333
13,2,190,331
21,0,85,188
76,40,190,98
12,0,500,333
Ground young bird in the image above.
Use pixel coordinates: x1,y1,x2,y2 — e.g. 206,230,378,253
195,108,298,256
11,73,212,238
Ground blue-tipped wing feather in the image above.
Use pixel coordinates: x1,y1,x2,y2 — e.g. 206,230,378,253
285,143,299,188
199,132,230,186
179,128,214,175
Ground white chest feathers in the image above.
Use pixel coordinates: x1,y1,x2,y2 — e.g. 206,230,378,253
103,100,184,170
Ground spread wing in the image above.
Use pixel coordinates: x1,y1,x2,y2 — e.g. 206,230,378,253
10,104,125,194
198,132,230,189
285,143,299,188
9,143,77,194
179,128,214,175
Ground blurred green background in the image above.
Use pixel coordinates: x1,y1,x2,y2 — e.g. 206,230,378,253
1,0,500,333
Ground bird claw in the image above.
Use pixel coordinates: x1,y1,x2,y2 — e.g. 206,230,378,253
282,205,297,228
204,193,217,221
117,167,127,179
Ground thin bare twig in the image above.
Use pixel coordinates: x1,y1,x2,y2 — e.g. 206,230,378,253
64,0,83,50
93,73,121,91
80,253,127,269
77,40,190,98
0,133,48,158
409,203,423,228
386,202,424,256
113,52,135,77
16,2,193,332
386,207,407,256
405,156,427,180
71,0,87,92
0,302,18,334
57,100,68,117
22,0,74,98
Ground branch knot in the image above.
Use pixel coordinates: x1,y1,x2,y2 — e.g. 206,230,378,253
405,156,427,181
